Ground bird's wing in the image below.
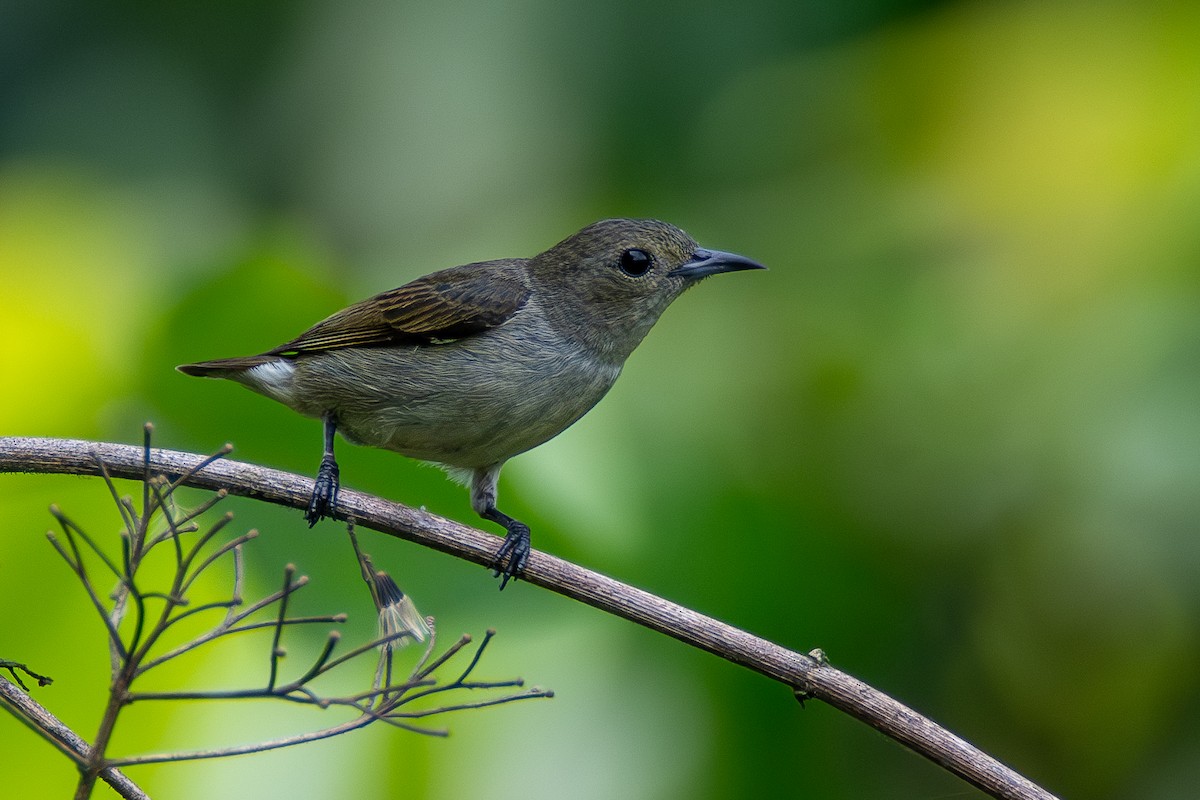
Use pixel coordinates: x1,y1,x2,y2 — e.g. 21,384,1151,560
270,259,531,355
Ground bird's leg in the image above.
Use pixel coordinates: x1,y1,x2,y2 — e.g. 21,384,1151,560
470,463,530,589
306,412,340,526
482,507,531,590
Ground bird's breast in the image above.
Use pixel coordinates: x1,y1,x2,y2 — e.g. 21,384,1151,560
288,323,622,467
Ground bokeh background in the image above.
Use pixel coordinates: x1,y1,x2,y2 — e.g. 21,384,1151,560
3,1,1199,797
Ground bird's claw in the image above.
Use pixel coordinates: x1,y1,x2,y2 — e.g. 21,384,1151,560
491,522,531,590
305,456,340,526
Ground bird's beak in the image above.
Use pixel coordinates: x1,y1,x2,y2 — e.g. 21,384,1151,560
668,248,767,280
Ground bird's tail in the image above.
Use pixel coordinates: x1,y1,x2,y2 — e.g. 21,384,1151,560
176,355,279,378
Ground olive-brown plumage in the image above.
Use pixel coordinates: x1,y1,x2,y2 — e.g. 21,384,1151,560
179,218,764,587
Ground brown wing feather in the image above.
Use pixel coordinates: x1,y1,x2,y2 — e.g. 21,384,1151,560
269,259,530,356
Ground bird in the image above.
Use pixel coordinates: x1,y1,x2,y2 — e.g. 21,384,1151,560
178,218,764,588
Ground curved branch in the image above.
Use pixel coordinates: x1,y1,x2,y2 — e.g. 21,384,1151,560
0,676,148,800
0,436,1057,800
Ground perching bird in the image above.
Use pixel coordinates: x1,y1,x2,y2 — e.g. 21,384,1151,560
178,218,764,588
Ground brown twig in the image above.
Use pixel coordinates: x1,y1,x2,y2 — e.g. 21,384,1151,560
0,436,1057,800
0,660,53,690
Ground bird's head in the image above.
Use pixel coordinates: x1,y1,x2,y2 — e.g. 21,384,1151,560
529,218,765,362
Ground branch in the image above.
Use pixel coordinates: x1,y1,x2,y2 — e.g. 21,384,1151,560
0,436,1057,800
0,676,148,800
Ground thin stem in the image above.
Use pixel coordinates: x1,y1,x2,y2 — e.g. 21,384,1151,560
451,628,494,685
147,490,227,542
165,442,234,494
76,663,135,800
0,660,54,691
285,632,341,687
45,528,126,660
267,566,296,691
314,630,413,677
178,525,250,595
49,507,124,582
91,457,136,544
137,611,342,676
226,574,309,625
149,480,186,572
387,688,552,719
121,549,148,665
413,634,474,682
106,714,376,767
140,423,152,554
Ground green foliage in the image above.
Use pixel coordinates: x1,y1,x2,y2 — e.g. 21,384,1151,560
3,1,1200,798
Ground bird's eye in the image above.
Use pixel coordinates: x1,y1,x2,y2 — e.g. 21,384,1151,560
618,248,653,277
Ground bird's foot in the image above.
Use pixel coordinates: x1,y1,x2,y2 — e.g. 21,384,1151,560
305,455,340,526
491,521,531,590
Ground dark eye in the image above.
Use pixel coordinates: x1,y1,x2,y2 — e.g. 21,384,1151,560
618,248,653,277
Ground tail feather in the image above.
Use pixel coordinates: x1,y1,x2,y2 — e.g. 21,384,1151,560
177,355,279,378
178,355,297,404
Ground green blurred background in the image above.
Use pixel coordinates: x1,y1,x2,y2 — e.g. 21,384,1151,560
3,1,1199,797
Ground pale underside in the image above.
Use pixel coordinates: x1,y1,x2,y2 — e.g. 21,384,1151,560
235,305,623,471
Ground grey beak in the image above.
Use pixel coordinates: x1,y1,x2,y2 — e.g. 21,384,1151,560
668,248,767,280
